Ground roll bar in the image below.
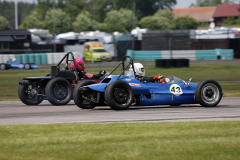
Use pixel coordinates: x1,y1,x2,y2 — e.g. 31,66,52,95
55,52,78,80
108,56,136,80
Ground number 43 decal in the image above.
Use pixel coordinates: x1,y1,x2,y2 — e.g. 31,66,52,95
170,84,183,96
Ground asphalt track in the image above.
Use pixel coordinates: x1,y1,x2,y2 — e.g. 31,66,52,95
0,97,239,125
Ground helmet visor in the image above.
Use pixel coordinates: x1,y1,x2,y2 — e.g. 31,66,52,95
79,62,85,67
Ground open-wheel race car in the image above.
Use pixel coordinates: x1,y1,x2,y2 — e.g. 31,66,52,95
1,60,40,70
73,56,223,110
18,52,102,106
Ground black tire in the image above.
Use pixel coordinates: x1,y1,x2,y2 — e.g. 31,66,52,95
195,80,222,107
24,63,31,70
45,77,73,105
0,63,6,70
73,80,97,109
18,80,44,105
104,80,133,110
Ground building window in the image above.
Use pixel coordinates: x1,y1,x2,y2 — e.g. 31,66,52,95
0,42,9,50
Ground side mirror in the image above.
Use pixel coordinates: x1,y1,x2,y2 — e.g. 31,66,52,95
184,78,192,87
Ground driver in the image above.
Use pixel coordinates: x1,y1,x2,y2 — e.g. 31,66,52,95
130,63,165,83
71,57,106,79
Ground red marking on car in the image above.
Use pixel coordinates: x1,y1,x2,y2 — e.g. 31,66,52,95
129,83,141,87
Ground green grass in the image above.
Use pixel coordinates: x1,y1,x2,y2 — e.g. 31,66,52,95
220,82,240,97
0,121,239,160
0,63,240,100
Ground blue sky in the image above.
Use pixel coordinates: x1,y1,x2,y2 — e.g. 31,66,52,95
175,0,196,8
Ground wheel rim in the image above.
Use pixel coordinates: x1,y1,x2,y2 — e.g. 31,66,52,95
1,64,5,70
80,90,91,105
25,64,30,69
113,87,129,104
53,83,69,100
201,83,220,104
26,86,42,102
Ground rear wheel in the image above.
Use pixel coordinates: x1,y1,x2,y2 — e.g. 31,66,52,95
18,80,44,105
105,80,133,110
73,81,97,109
195,80,222,107
0,64,6,70
45,77,73,105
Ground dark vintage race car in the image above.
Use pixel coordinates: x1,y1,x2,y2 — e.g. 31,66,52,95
73,56,223,110
0,60,40,70
18,52,102,106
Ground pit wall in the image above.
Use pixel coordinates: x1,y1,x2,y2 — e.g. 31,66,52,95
0,49,234,64
0,52,82,64
127,49,234,61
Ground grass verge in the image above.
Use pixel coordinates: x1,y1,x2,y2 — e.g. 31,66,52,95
0,121,239,160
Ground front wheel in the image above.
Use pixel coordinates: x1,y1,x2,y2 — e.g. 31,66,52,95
195,80,222,107
18,80,44,105
104,80,133,110
24,63,31,70
73,80,97,109
45,77,73,105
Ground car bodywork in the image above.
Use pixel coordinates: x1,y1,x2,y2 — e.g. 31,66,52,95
0,61,40,70
73,56,223,110
83,41,112,62
87,75,197,106
18,52,101,106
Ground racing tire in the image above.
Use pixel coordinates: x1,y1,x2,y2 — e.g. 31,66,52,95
73,80,97,109
195,80,222,107
24,63,31,70
18,80,44,105
105,80,133,110
0,64,10,70
0,63,6,70
45,77,73,105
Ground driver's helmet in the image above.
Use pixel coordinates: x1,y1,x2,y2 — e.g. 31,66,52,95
130,63,145,77
11,58,16,62
71,57,85,71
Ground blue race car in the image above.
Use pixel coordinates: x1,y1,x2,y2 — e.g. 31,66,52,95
0,60,40,70
73,56,223,110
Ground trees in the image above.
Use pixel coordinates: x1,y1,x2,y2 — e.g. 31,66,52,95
174,16,199,30
19,11,43,29
73,11,99,32
138,16,175,30
0,16,11,30
190,0,237,7
1,0,199,33
86,0,177,22
139,9,199,30
154,8,174,21
103,9,137,32
0,1,35,29
138,8,175,30
44,9,71,33
57,0,87,21
222,16,240,27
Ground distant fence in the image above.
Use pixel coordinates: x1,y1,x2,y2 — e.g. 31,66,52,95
0,49,234,64
0,52,82,64
127,49,234,61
